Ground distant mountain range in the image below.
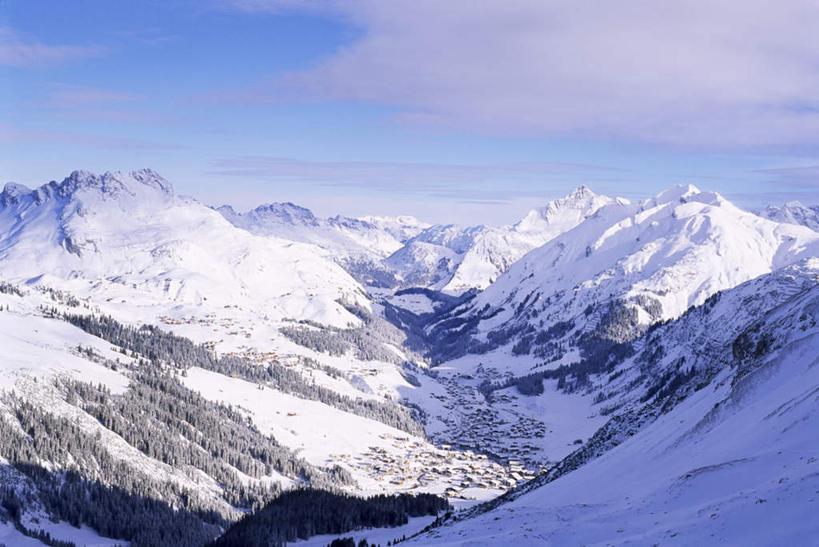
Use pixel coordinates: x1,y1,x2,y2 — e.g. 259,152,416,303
759,200,819,232
215,184,626,293
0,169,816,546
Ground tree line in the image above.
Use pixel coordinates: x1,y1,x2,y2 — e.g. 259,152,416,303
211,489,448,547
61,312,424,437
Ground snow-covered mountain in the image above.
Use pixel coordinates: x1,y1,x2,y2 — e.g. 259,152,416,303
0,169,367,327
216,186,617,294
446,186,623,292
1,169,818,546
356,214,431,243
217,202,428,287
383,224,487,289
0,170,510,545
424,184,819,363
406,258,819,545
759,200,819,232
216,201,428,258
384,186,621,293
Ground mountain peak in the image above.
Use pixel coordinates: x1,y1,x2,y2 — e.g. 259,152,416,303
36,169,176,205
517,185,617,229
249,202,319,226
784,200,809,209
1,182,32,207
653,183,701,205
761,200,819,232
566,185,596,200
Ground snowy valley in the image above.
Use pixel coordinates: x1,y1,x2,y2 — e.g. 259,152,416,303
0,169,817,546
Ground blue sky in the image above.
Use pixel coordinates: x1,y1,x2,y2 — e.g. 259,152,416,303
2,0,818,224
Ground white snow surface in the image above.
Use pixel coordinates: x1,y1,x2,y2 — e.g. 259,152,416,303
2,171,819,546
0,169,368,329
760,200,819,232
217,202,427,260
384,186,621,293
182,366,412,486
22,513,128,547
0,521,48,546
439,184,819,364
408,259,819,545
444,185,623,293
292,515,436,547
0,292,130,393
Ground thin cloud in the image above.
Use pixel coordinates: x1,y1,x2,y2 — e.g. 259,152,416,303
211,0,339,15
0,125,183,151
110,28,178,47
208,155,622,202
29,84,190,127
0,26,104,67
40,83,139,108
219,1,819,151
755,165,819,189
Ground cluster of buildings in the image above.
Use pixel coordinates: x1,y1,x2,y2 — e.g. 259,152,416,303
158,312,255,339
158,313,305,368
330,434,537,500
431,374,549,469
156,312,550,499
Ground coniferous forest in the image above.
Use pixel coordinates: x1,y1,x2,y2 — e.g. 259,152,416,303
62,312,424,436
211,489,449,547
0,310,444,547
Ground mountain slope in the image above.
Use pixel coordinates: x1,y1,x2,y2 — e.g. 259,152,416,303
0,281,505,545
383,224,486,289
0,170,367,328
406,258,819,545
215,186,620,294
217,202,428,287
760,200,819,232
2,171,818,546
444,186,623,293
424,185,819,363
384,186,621,293
0,284,366,546
0,170,521,545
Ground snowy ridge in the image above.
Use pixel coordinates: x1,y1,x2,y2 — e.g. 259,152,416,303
216,186,625,294
427,184,819,363
760,200,819,232
0,169,368,328
445,186,623,292
383,186,621,293
217,202,427,259
383,224,486,289
217,201,429,288
356,214,430,243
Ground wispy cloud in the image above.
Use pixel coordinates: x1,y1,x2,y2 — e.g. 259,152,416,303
28,83,189,127
210,0,336,15
209,155,622,203
0,125,183,151
111,28,178,47
0,26,104,67
727,189,819,210
215,1,819,151
724,164,819,209
40,83,139,109
755,165,819,189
